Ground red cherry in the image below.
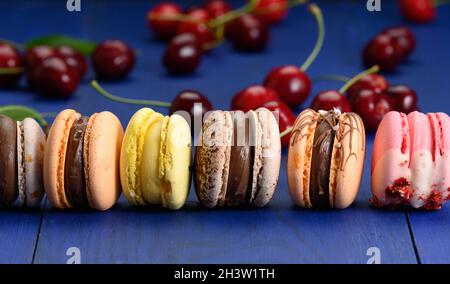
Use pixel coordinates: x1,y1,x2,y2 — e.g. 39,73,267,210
31,57,80,98
163,33,202,74
346,74,389,102
252,0,288,24
176,8,214,47
92,40,135,80
351,90,393,132
54,45,88,77
386,84,418,114
264,65,311,108
311,90,352,113
170,90,213,124
381,26,416,59
363,34,402,72
231,85,279,112
204,0,232,18
147,2,183,40
226,15,269,52
262,100,296,146
24,45,56,68
0,42,22,88
399,0,436,23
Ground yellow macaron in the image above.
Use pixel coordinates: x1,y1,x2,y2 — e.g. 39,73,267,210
120,108,192,209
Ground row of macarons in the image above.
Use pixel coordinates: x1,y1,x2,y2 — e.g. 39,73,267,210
1,106,449,211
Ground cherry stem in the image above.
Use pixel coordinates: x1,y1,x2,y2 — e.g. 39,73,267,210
204,23,226,50
339,65,380,94
209,0,261,28
90,80,172,108
0,67,25,75
280,126,293,138
312,74,351,83
300,3,324,71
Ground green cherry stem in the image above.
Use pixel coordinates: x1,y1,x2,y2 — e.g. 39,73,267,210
209,0,261,28
280,126,294,138
339,65,380,94
91,80,172,108
300,3,324,71
0,67,25,74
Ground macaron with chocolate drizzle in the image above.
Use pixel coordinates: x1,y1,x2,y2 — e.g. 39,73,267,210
287,108,366,209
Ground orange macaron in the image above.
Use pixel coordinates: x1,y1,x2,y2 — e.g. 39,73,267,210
43,109,124,210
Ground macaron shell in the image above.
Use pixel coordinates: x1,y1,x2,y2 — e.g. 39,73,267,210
195,111,232,208
44,109,80,209
84,112,124,211
120,108,155,206
160,114,192,210
330,113,366,209
251,108,281,207
20,118,45,207
0,115,18,206
429,113,450,201
287,109,319,208
140,113,164,205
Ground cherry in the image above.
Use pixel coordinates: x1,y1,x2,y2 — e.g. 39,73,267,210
252,0,289,24
0,42,22,88
147,2,183,40
363,34,401,72
31,57,80,98
262,100,296,146
263,4,323,108
24,45,56,67
231,85,280,112
54,45,88,77
92,40,135,81
399,0,435,23
176,8,214,47
351,90,393,132
170,90,213,122
346,74,388,102
226,14,269,52
204,0,232,18
311,90,352,113
381,26,416,59
163,33,202,74
386,84,418,114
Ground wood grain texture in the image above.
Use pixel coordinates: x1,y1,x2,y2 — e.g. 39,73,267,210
1,0,449,263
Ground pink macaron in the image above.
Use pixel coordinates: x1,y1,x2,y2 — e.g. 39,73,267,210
371,111,450,210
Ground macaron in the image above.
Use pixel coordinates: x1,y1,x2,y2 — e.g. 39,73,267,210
44,109,123,210
287,109,366,209
194,108,281,208
371,111,450,210
120,108,191,210
0,115,45,208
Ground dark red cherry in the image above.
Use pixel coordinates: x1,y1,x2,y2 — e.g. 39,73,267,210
226,15,269,52
185,7,210,22
163,33,202,74
252,0,288,24
204,0,232,18
386,84,418,114
24,45,56,67
311,90,352,113
346,74,389,102
381,26,416,59
363,34,401,71
92,40,135,80
264,65,311,108
31,57,80,98
170,90,213,123
0,42,22,88
262,100,296,146
147,2,183,40
399,0,435,23
231,85,279,112
351,90,393,132
176,8,214,47
54,45,88,77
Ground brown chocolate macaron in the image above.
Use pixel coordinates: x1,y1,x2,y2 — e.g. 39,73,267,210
0,115,18,206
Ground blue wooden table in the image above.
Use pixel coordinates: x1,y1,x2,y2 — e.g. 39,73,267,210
0,0,449,264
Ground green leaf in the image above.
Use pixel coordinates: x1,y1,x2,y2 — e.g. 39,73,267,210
0,105,48,127
25,34,97,55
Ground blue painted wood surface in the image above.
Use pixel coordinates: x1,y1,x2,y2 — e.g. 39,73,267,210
0,0,449,263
